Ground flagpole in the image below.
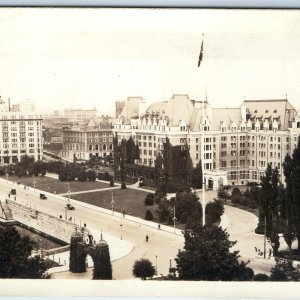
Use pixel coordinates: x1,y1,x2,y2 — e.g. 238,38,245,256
199,34,205,227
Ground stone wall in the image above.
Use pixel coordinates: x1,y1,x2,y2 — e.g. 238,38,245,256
7,200,86,243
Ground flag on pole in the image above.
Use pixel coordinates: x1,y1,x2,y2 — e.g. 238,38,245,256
197,40,203,67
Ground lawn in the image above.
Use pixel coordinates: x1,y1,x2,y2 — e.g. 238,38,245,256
71,188,186,230
72,188,159,221
3,175,110,194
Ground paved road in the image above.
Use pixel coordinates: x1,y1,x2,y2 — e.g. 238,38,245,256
1,178,279,278
0,179,183,279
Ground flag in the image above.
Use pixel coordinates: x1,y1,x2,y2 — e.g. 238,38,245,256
197,40,203,67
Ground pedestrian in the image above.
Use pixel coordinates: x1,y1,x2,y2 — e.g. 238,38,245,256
59,215,62,219
269,249,272,259
146,234,149,242
158,224,161,230
14,196,16,201
8,194,10,198
254,246,257,253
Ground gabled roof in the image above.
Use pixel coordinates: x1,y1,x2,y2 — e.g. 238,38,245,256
211,108,243,131
241,99,297,130
144,94,203,128
119,97,143,124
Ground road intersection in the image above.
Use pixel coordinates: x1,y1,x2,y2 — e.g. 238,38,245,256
0,177,278,279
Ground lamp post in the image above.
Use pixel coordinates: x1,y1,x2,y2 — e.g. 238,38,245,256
172,207,177,234
6,173,8,183
111,192,115,215
155,254,158,275
264,215,267,259
120,224,123,240
33,176,36,192
65,202,68,221
169,257,172,272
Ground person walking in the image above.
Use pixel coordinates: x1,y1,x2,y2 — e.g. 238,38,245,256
146,234,149,242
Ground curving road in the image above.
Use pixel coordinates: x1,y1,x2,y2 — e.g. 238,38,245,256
0,178,278,278
0,179,184,279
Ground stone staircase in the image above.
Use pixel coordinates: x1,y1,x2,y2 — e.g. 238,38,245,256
0,201,13,220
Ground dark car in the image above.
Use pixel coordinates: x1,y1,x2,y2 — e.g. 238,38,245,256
66,203,75,210
10,189,16,195
40,193,47,200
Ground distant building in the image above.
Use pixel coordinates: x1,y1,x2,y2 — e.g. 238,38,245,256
64,108,97,125
115,100,125,118
0,96,43,164
114,94,300,189
11,99,35,113
61,117,117,161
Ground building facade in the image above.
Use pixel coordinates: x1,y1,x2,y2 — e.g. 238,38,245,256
113,94,300,188
64,108,97,125
0,97,43,164
61,117,116,161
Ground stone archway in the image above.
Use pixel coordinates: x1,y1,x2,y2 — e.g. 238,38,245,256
69,232,112,280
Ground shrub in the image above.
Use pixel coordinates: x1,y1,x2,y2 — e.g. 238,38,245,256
132,259,155,280
110,179,114,187
145,210,153,221
144,194,154,206
78,170,87,182
253,273,269,281
205,199,224,224
121,182,126,189
87,170,96,181
248,200,258,209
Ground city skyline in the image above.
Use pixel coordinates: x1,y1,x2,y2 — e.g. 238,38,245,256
0,8,300,115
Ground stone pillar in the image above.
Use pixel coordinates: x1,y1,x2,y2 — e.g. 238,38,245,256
92,240,112,280
69,233,86,273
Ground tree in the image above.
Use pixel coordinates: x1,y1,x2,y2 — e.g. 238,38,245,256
145,210,153,221
257,164,282,255
0,226,50,279
270,256,300,281
283,139,300,250
87,170,96,181
175,224,253,281
205,199,224,225
231,187,242,204
218,186,229,201
191,160,202,189
144,193,154,206
132,258,155,280
78,170,87,182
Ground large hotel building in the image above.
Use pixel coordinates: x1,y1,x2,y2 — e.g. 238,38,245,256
114,95,300,189
0,97,43,164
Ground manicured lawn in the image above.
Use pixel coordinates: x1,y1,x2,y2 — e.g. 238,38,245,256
3,175,110,194
71,187,186,230
72,188,159,221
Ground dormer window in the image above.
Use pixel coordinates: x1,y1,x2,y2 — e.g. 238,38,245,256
265,110,269,113
274,110,277,113
254,110,258,113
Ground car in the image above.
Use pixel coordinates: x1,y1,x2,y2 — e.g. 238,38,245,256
40,193,47,200
66,203,75,210
10,189,16,195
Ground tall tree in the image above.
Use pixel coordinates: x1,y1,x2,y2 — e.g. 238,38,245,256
0,226,50,279
191,160,203,189
283,139,300,250
175,224,253,281
259,164,281,255
132,258,155,280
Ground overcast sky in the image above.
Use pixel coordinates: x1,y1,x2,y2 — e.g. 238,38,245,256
0,8,300,115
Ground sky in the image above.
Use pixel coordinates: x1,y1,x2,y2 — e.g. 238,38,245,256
0,8,300,115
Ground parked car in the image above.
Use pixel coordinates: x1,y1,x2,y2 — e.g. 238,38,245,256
10,189,16,195
66,203,75,210
40,193,47,200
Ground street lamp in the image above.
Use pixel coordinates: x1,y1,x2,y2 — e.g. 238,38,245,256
111,192,115,215
172,198,177,233
33,176,36,192
169,257,172,271
6,173,8,183
155,254,158,275
120,224,123,240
